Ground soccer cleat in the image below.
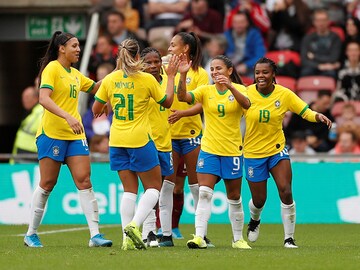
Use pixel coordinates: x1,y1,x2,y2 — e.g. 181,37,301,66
89,234,113,247
158,235,174,247
284,237,298,248
172,227,184,239
122,236,137,250
232,239,252,249
187,235,207,249
247,218,260,242
147,231,159,248
24,234,43,248
204,236,215,248
156,228,163,238
124,221,146,250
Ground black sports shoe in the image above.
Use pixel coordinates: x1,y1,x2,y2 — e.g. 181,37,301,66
146,231,159,247
284,237,298,248
204,236,215,248
158,235,174,247
247,218,260,242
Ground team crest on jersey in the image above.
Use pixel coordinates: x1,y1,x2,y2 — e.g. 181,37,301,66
197,158,204,168
53,146,60,156
186,77,191,84
228,95,235,102
275,100,280,108
75,76,79,86
248,166,254,178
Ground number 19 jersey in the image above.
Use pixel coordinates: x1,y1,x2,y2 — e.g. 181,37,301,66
244,84,315,158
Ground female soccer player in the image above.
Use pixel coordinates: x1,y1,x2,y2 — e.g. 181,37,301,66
243,57,332,248
177,54,252,249
158,32,210,247
140,47,179,247
24,31,112,248
92,39,176,250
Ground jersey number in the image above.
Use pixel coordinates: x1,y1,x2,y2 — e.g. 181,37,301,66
114,93,134,120
218,104,225,117
259,109,270,123
70,85,77,98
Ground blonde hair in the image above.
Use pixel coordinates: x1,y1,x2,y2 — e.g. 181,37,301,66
116,38,144,76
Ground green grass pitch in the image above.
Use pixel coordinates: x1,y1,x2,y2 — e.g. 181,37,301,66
0,224,359,270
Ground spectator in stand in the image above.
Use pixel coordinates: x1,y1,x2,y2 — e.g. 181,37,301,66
285,89,335,152
106,10,147,49
288,130,318,163
146,0,190,31
268,0,312,52
345,16,360,46
300,8,342,79
336,102,360,141
83,63,115,144
347,0,360,20
207,0,226,21
89,134,110,154
224,11,266,78
334,41,360,103
329,129,360,155
203,35,228,83
174,0,224,44
88,34,117,81
225,0,271,39
11,85,42,164
341,16,360,62
150,37,170,57
113,0,140,33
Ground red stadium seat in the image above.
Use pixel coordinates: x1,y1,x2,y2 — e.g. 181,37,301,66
242,76,254,86
275,76,296,91
296,75,336,103
331,101,360,117
265,50,301,67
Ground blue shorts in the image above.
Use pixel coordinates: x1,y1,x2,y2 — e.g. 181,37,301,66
172,135,202,155
36,134,89,162
244,148,290,182
109,140,159,172
158,151,174,177
196,150,243,180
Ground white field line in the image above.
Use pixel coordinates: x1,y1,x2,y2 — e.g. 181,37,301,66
11,224,120,237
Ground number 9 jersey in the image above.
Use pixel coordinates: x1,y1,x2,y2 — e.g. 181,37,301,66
243,84,317,158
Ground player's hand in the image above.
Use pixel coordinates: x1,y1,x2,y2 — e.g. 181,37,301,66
177,53,192,74
168,110,183,124
66,115,84,134
316,113,332,129
164,54,180,77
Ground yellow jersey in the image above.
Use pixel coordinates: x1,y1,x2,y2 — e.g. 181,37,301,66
36,60,95,140
148,75,172,152
244,84,317,158
190,83,247,156
95,70,166,147
170,67,209,139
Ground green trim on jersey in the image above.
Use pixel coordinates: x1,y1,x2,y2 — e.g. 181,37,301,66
189,91,195,104
299,104,309,116
40,84,54,90
157,94,167,104
95,96,106,104
86,82,95,93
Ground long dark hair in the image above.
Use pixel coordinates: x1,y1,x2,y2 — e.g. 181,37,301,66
176,32,202,71
38,31,75,82
212,55,243,85
254,57,278,83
